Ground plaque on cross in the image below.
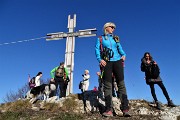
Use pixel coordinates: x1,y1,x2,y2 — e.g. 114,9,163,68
46,14,97,95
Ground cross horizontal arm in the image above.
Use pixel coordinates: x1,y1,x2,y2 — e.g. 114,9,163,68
46,28,97,41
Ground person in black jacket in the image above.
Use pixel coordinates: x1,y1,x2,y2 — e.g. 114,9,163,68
141,52,176,109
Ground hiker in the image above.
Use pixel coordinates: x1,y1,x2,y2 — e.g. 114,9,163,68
92,86,98,100
95,22,130,117
141,52,176,109
79,70,90,112
93,86,98,92
50,62,69,98
91,86,99,112
35,72,43,87
28,72,42,89
81,70,90,92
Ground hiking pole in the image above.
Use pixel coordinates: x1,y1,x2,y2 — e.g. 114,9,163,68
100,48,114,78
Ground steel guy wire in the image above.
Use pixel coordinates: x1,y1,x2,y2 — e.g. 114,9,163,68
0,36,46,46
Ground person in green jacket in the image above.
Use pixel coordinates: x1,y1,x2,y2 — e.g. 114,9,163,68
50,62,69,98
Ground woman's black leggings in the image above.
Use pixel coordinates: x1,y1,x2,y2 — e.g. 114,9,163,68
149,82,170,102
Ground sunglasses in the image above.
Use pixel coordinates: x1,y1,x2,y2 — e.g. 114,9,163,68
109,26,115,29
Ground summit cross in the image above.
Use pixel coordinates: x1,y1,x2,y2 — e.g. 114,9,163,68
46,14,97,95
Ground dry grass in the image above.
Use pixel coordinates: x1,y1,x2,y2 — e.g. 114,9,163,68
68,94,79,100
0,97,84,120
61,97,78,112
0,97,176,120
0,99,84,120
0,99,31,112
43,102,60,112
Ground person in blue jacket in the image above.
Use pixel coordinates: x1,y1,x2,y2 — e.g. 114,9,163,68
95,22,130,117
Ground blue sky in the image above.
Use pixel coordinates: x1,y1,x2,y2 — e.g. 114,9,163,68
0,0,179,105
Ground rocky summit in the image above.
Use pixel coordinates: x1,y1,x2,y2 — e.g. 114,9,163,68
0,90,180,120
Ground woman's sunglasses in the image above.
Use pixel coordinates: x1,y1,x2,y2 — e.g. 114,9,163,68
109,26,115,29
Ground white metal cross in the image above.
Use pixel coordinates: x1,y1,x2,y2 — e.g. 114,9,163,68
46,14,97,95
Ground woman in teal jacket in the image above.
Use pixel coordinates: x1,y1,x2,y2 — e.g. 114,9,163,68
95,22,130,117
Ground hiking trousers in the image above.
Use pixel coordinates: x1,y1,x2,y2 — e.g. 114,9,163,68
54,77,67,98
149,81,171,102
98,77,104,99
103,59,129,111
82,80,89,92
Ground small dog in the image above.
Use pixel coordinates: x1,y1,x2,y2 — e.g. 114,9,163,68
26,83,56,103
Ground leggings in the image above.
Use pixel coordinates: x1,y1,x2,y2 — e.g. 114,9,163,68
149,82,170,102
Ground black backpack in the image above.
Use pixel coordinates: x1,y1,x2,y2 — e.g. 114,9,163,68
79,81,83,90
55,67,65,77
150,64,160,79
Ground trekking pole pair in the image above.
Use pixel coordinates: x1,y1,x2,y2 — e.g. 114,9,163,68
100,47,114,78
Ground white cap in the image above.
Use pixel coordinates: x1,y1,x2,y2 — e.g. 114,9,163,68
85,70,89,74
103,22,116,30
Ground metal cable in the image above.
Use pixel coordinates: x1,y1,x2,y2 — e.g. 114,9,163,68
0,36,46,46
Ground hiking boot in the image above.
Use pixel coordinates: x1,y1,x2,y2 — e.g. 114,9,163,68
123,110,131,117
103,110,113,117
168,100,176,107
156,101,161,110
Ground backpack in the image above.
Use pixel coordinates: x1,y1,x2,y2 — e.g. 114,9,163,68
79,81,83,90
99,36,114,61
150,64,160,79
29,77,36,89
55,67,65,77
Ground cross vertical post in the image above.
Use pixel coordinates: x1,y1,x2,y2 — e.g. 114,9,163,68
65,14,76,95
